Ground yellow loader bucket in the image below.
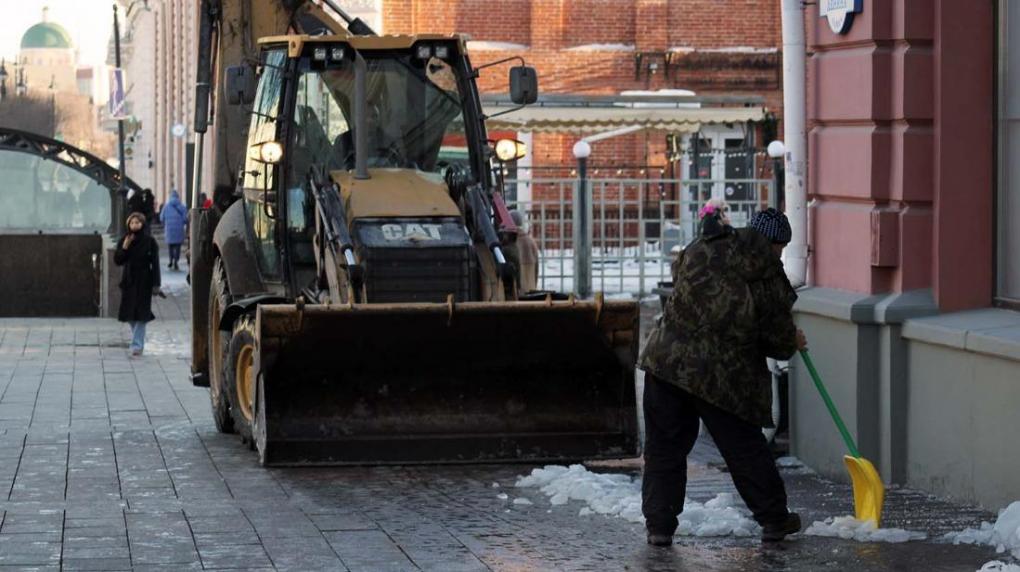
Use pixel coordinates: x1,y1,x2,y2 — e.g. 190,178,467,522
250,297,639,465
844,455,885,525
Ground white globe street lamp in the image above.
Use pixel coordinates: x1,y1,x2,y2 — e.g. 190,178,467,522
767,140,786,158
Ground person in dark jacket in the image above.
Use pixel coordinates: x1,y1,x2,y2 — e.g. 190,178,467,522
160,190,188,270
638,207,807,546
115,212,162,356
126,189,156,235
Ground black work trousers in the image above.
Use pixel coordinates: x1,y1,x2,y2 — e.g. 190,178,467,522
641,373,789,534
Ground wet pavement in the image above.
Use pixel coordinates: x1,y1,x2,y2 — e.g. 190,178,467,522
0,261,1008,571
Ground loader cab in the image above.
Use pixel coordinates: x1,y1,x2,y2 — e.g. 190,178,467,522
240,36,493,298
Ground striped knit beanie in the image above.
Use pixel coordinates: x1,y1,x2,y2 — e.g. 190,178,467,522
749,208,792,244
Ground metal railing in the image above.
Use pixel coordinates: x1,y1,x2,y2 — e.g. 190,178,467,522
507,177,775,297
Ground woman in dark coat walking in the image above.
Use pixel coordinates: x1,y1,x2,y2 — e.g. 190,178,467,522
115,212,161,356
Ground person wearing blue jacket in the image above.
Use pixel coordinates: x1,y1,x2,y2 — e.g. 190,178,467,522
160,190,188,270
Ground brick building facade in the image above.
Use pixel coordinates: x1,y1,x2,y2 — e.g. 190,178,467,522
382,0,783,174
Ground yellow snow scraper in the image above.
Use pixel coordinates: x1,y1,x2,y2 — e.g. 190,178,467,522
799,349,885,526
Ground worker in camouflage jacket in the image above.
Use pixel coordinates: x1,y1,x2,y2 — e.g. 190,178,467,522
638,206,807,546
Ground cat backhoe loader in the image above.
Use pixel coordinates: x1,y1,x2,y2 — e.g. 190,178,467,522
188,0,639,465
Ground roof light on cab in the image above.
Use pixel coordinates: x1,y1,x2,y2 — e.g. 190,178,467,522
494,139,527,162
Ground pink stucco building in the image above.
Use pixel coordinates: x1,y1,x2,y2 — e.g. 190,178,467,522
791,0,1020,510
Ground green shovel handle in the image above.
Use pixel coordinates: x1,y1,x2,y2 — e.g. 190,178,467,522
799,349,861,459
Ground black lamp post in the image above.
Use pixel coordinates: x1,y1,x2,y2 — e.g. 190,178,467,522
767,140,786,211
112,3,130,236
0,59,8,102
572,140,592,298
48,75,56,138
15,65,27,98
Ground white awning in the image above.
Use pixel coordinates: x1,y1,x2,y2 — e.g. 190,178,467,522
483,105,766,134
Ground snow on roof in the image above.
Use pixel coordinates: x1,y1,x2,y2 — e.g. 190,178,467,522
669,46,780,55
466,41,529,52
620,89,697,97
617,89,700,109
565,43,636,52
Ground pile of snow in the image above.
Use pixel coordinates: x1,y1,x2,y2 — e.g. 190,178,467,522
979,562,1020,572
805,516,926,543
515,464,759,537
944,501,1020,560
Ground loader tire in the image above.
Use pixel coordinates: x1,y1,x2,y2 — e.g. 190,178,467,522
225,315,257,448
208,258,234,434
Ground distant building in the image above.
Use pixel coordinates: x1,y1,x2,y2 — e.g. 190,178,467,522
18,7,78,94
113,1,159,194
789,1,1020,512
75,68,91,96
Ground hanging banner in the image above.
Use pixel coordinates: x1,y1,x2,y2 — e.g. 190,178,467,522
108,68,127,119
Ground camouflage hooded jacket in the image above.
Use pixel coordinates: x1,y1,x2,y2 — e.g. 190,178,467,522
638,226,798,427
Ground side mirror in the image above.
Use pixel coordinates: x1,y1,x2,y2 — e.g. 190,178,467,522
226,65,257,106
509,66,538,105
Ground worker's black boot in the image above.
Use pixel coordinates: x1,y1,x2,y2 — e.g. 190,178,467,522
646,532,673,547
761,512,801,542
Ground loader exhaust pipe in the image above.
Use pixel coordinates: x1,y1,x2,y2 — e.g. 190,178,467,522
320,0,377,35
354,51,369,180
191,0,217,208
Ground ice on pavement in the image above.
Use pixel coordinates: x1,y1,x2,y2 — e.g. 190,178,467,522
776,456,804,468
979,561,1020,572
945,501,1020,560
515,464,760,537
775,456,816,475
512,497,533,506
804,516,926,543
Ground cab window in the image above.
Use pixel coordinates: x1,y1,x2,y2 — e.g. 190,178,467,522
243,49,286,278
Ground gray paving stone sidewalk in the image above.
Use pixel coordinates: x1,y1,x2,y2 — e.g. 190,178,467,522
0,262,1008,570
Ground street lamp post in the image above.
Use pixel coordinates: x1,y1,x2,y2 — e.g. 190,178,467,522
766,140,786,211
113,3,127,236
572,140,592,299
15,65,27,98
48,75,56,138
0,59,8,103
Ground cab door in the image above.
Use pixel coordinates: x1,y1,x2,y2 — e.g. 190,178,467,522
241,49,287,282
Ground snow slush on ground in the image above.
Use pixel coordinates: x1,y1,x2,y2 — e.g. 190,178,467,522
944,501,1020,560
979,561,1020,572
804,516,926,543
514,464,760,537
774,456,817,476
